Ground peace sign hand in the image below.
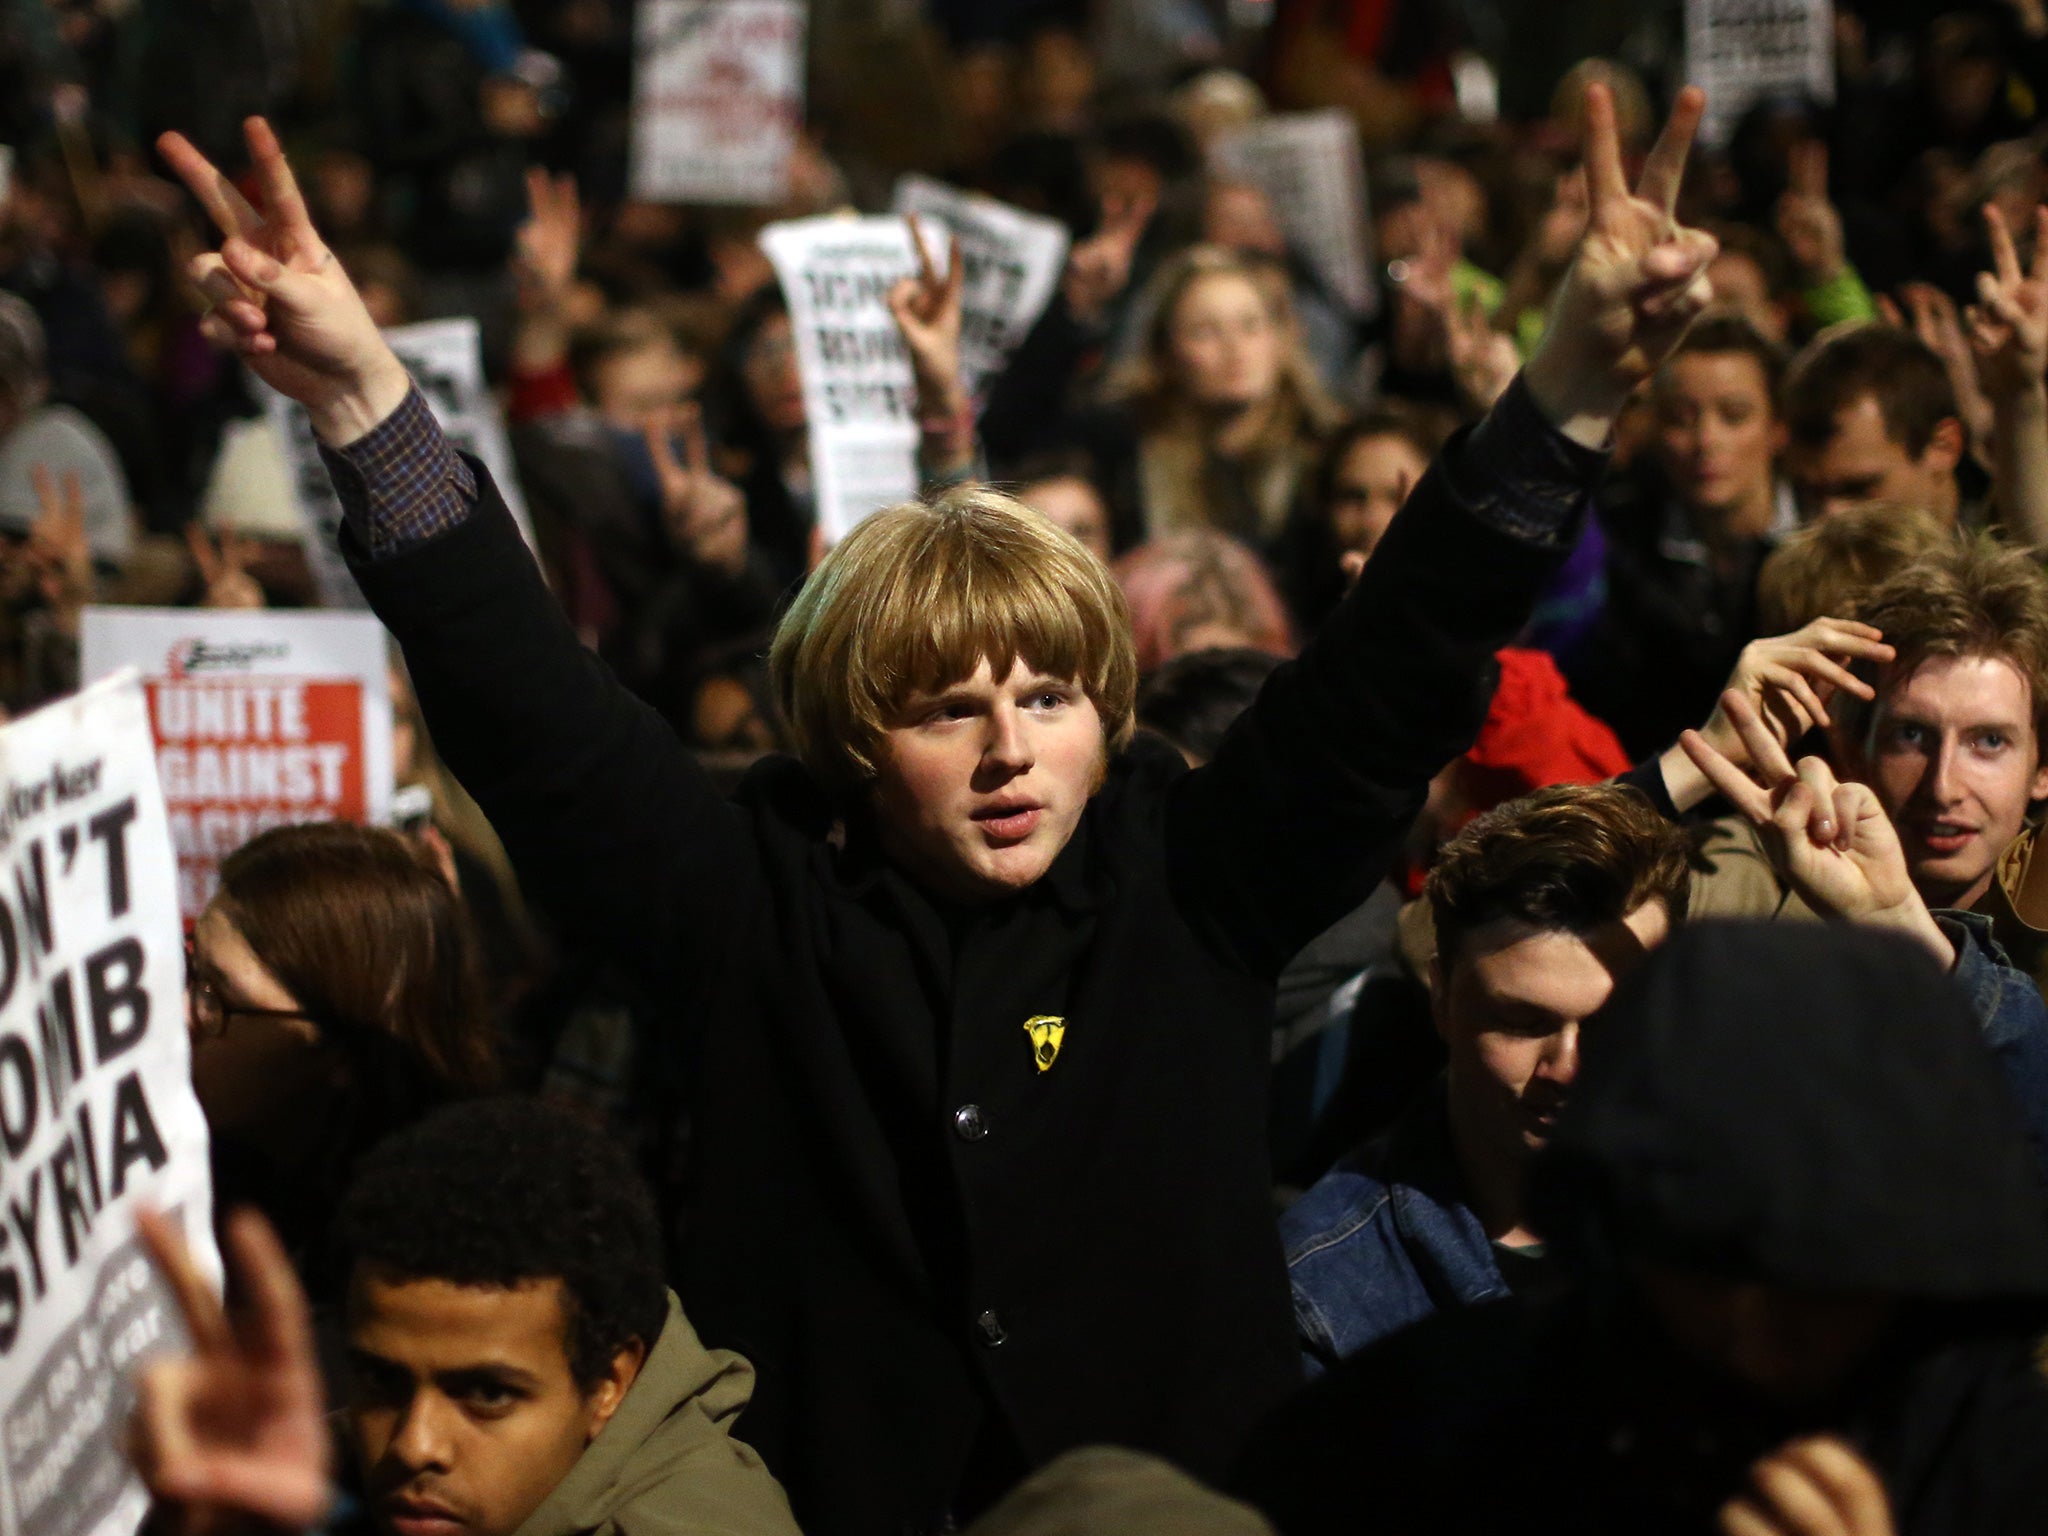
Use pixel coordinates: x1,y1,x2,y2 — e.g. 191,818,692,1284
26,464,93,625
186,523,265,610
128,1208,331,1533
513,166,582,314
1775,140,1847,285
156,118,410,446
886,214,966,410
1523,83,1719,447
1967,203,2048,403
1681,692,1953,967
645,406,749,579
1064,186,1154,327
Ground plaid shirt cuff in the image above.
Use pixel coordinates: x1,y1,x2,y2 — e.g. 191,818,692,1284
1442,373,1608,550
317,385,477,559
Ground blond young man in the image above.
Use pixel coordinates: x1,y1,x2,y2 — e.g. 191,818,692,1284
157,86,1720,1535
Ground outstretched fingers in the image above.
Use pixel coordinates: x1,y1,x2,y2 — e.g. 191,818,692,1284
137,1207,233,1356
1636,85,1706,216
1679,729,1773,823
242,118,315,242
156,132,264,241
1580,83,1631,215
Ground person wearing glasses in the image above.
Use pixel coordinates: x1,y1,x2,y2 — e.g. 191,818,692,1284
186,821,500,1297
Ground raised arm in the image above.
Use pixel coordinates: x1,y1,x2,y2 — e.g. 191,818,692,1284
1968,203,2048,547
157,121,761,996
1169,84,1719,977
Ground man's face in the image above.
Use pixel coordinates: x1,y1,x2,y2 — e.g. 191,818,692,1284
1436,904,1671,1174
1790,394,1960,521
348,1273,640,1536
870,656,1106,903
1842,652,2048,910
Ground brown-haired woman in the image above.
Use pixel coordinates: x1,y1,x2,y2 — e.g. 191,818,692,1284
187,821,499,1293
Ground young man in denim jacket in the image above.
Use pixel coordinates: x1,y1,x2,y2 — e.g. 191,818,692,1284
1282,779,2048,1375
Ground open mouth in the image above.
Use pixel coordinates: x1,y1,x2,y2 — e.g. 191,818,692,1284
972,803,1042,842
1911,821,1978,857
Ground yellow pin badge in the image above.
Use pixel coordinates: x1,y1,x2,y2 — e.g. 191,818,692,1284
1024,1016,1066,1073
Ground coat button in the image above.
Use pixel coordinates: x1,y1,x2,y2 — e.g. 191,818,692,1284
953,1103,988,1141
976,1309,1006,1346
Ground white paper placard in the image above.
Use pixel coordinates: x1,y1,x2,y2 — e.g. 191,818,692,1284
0,672,219,1536
1686,0,1834,149
890,176,1070,407
81,608,394,919
631,0,808,205
261,318,535,609
1211,110,1376,317
760,215,937,543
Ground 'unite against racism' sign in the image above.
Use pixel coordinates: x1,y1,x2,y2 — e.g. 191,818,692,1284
80,609,394,919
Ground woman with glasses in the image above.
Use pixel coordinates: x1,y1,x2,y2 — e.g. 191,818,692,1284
187,821,499,1296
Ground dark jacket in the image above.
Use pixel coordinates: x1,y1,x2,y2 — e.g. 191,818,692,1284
346,381,1594,1534
1235,922,2048,1536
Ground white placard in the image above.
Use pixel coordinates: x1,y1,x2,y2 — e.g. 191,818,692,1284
0,673,219,1536
1211,109,1376,318
761,215,935,543
1686,0,1834,149
81,609,394,919
631,0,808,205
890,176,1070,407
261,318,535,609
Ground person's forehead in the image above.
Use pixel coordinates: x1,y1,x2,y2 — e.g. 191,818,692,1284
1176,270,1264,317
1453,904,1670,1002
349,1273,572,1375
1659,349,1771,402
1882,651,2037,729
1340,433,1428,483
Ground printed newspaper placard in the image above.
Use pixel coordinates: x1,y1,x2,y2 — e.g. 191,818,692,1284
1686,0,1834,149
630,0,808,205
261,317,535,608
80,609,394,919
761,215,938,543
1211,110,1376,317
0,673,219,1536
890,176,1070,407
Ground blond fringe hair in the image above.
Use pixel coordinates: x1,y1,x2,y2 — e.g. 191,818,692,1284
771,486,1139,796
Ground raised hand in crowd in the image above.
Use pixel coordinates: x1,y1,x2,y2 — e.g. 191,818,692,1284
645,404,750,578
22,464,93,634
129,1207,330,1536
1521,83,1718,446
186,523,265,610
1967,203,2048,545
1719,1436,1898,1536
1775,140,1848,288
1656,618,1895,813
511,166,583,373
1501,165,1589,324
885,213,974,478
1445,292,1522,414
1887,280,1996,465
1682,692,1955,967
156,119,409,445
1063,183,1154,328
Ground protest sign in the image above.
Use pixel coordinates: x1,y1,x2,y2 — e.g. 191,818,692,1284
1211,110,1375,317
631,0,808,205
1686,0,1834,149
261,317,535,608
890,176,1070,406
81,609,394,920
0,673,218,1536
761,214,939,542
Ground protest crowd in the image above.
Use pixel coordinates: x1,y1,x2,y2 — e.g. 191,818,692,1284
6,1,2048,1534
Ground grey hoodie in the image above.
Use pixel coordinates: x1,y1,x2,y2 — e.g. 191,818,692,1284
511,1294,800,1536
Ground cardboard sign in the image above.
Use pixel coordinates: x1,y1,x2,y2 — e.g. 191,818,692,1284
0,673,219,1536
80,609,393,920
631,0,808,205
761,215,940,542
261,318,535,609
890,176,1070,407
1211,110,1376,317
1686,0,1834,149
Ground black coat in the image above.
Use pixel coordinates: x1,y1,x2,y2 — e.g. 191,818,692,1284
346,394,1591,1535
